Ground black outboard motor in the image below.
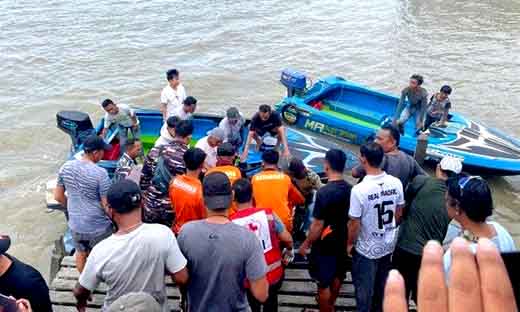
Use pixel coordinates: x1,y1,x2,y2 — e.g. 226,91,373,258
56,111,95,153
280,69,307,97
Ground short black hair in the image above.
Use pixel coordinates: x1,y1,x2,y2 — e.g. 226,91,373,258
381,124,401,146
175,120,194,138
233,178,253,204
125,138,140,149
440,85,452,95
183,96,197,107
183,148,206,171
288,158,306,179
262,149,279,165
325,149,347,173
166,69,179,81
107,180,142,214
166,116,180,128
410,74,424,85
259,105,272,113
101,99,114,108
360,142,384,168
447,177,493,222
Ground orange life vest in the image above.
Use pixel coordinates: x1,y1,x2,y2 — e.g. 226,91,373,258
230,207,284,285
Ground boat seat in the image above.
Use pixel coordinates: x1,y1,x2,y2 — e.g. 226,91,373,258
325,100,382,125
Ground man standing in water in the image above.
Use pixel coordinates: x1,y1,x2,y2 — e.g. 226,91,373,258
54,135,113,273
160,69,187,120
394,74,428,134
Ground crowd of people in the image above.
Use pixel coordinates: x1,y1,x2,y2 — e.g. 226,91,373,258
0,69,517,312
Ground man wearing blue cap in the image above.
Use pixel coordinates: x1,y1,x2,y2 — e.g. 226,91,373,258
54,135,113,273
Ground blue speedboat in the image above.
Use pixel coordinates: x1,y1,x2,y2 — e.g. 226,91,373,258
275,69,520,175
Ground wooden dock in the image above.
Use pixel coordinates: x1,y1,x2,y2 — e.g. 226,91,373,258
50,256,358,311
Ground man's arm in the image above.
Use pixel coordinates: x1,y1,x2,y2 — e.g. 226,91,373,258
346,218,361,256
160,103,168,120
394,89,407,120
171,267,189,286
54,185,67,208
73,283,92,312
249,277,269,303
351,164,366,179
441,101,451,124
419,93,429,126
240,130,255,162
298,219,324,256
277,126,290,157
395,205,405,225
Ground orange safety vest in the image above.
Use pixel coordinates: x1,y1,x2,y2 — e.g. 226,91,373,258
230,207,284,285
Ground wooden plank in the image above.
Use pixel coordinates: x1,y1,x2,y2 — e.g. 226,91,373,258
50,291,179,309
51,278,180,297
52,306,100,312
278,294,357,309
280,281,355,297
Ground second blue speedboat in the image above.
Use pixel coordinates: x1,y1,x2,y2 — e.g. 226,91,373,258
275,69,520,175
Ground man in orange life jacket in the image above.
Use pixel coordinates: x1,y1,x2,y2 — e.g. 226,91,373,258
231,178,294,312
251,150,305,233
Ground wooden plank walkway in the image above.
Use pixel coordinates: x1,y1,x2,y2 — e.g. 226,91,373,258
50,256,358,311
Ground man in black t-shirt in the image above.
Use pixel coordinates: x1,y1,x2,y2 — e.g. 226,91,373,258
0,235,53,312
240,105,290,161
299,149,352,312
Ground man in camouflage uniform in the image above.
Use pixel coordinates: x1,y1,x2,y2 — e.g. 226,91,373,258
140,120,193,226
113,139,142,182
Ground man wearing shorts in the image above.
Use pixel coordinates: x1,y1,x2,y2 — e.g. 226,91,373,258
54,135,113,272
299,149,352,312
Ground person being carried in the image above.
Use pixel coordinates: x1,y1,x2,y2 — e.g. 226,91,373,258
172,96,197,121
241,105,290,161
298,149,352,312
218,107,245,150
160,69,187,120
251,150,305,233
0,235,52,312
394,74,428,134
169,148,207,235
195,127,225,170
352,124,426,190
286,157,323,239
100,98,140,157
114,138,142,183
155,116,179,147
177,172,269,312
230,178,294,312
54,135,113,273
74,180,188,312
347,142,405,312
141,120,193,226
392,156,462,305
424,85,453,130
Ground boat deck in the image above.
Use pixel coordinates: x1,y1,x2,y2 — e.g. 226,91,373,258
50,256,358,311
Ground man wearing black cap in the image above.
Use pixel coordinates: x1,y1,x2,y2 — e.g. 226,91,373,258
177,172,268,312
54,135,113,272
206,142,243,184
0,235,52,312
74,180,188,312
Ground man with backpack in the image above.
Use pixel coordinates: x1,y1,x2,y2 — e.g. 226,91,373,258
141,120,193,226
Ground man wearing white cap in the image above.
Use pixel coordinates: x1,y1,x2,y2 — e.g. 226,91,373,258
392,156,462,306
195,127,225,169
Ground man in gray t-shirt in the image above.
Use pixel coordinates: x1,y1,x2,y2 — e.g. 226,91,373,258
54,135,113,273
177,172,268,312
394,74,428,134
353,125,426,189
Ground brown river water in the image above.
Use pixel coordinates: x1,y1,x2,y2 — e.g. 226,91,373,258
1,0,520,279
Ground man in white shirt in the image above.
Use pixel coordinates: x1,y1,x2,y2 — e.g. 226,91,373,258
73,180,189,312
347,142,405,312
172,96,197,120
195,127,225,169
160,69,187,120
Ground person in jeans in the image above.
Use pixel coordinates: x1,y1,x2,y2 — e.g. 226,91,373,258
394,74,428,134
231,178,294,312
393,156,462,305
177,172,268,312
54,135,113,272
298,149,351,312
74,180,188,312
347,142,405,312
101,98,140,157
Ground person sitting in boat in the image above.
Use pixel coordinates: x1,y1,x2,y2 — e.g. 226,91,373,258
195,127,225,169
424,85,453,130
100,98,140,157
114,138,142,183
241,105,291,162
394,74,428,135
173,95,197,121
443,176,516,280
218,107,245,150
160,68,187,120
154,116,179,147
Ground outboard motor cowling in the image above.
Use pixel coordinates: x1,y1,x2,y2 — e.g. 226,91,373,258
56,111,95,152
280,69,307,97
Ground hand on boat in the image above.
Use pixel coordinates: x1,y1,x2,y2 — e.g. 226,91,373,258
383,238,517,312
